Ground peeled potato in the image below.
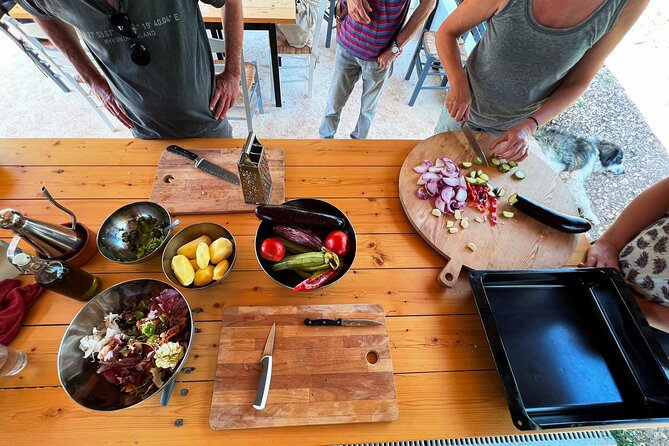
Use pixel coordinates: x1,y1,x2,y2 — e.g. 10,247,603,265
171,255,195,286
196,242,210,269
177,235,212,259
213,259,230,281
189,258,199,270
194,265,215,286
210,237,233,264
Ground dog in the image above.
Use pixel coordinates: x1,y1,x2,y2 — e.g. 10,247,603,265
533,127,625,225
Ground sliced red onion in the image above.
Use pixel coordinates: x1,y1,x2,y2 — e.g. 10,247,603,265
459,176,467,187
434,197,446,213
445,200,455,214
442,177,460,187
417,176,427,185
421,172,441,181
441,187,455,203
455,188,468,202
416,187,428,200
426,180,440,196
413,165,428,173
428,166,443,173
435,158,445,168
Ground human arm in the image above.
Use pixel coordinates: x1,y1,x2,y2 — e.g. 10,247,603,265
377,0,436,69
209,0,243,119
343,0,372,24
491,0,650,161
581,177,669,268
434,0,502,122
32,16,133,128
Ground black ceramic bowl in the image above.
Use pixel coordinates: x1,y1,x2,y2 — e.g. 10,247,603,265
254,198,357,290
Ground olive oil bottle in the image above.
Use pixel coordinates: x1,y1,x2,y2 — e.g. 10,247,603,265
12,253,100,301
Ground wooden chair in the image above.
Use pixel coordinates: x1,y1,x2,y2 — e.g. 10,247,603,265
0,14,116,130
404,22,486,106
274,0,328,97
208,37,264,133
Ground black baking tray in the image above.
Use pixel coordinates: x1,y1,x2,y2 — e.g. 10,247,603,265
468,268,669,430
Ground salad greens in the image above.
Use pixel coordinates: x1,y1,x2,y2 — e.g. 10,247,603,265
79,288,189,400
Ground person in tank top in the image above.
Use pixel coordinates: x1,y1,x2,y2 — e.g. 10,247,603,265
433,0,648,161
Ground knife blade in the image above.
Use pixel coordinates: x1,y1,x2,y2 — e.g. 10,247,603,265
461,122,489,166
304,318,383,327
166,145,240,185
253,323,276,411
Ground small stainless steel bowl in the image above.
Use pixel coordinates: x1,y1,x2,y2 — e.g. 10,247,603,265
254,198,357,290
97,202,176,264
161,223,237,290
57,278,193,411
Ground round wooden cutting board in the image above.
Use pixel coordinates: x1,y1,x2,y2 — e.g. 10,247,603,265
399,132,580,287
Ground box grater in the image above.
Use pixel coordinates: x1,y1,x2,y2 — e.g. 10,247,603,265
237,132,272,204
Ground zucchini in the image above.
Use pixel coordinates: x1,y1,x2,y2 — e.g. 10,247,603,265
508,161,518,168
277,237,312,254
508,194,591,233
491,157,501,166
474,156,484,165
461,161,473,168
513,170,526,180
465,177,477,184
255,204,345,228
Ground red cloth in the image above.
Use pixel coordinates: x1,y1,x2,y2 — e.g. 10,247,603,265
0,279,44,345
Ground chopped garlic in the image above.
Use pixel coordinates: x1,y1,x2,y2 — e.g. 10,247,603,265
446,220,454,228
461,219,469,229
474,217,483,223
449,227,459,234
454,210,462,220
467,242,477,251
432,209,442,217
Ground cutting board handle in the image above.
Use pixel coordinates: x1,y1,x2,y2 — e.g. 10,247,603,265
438,259,462,288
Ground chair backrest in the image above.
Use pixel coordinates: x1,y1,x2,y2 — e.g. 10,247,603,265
311,0,329,54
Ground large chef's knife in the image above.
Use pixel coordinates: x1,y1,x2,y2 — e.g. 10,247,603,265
253,323,276,411
166,145,240,185
304,318,383,327
461,122,489,166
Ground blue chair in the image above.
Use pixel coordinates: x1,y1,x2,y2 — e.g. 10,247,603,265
405,22,486,106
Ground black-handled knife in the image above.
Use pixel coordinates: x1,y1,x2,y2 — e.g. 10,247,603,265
304,318,383,327
166,145,240,186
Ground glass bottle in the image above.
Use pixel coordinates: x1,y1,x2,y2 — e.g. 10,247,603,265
12,253,100,301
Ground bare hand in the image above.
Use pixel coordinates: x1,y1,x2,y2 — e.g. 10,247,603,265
210,71,241,120
347,0,372,24
89,78,133,129
579,240,621,269
445,80,471,122
377,48,398,70
489,120,534,162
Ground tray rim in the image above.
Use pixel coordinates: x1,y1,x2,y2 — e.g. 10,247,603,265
468,267,669,431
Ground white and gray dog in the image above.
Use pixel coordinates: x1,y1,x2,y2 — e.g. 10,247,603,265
533,127,625,225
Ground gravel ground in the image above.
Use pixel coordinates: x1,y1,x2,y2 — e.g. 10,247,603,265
544,65,669,241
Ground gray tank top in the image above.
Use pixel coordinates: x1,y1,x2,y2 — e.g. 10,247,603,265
466,0,628,133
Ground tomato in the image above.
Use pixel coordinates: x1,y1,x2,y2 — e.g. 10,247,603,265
259,238,285,262
325,230,349,257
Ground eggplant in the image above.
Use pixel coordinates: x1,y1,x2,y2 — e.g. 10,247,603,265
255,204,345,229
508,193,591,233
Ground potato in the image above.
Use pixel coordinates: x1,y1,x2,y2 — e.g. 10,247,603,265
171,255,195,286
193,265,215,286
177,235,212,259
189,258,199,270
213,259,230,281
196,242,210,269
209,237,233,264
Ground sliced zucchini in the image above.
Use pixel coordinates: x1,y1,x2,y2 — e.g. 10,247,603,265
508,161,518,168
502,210,515,218
461,161,473,168
491,157,502,166
474,156,483,165
465,177,477,184
513,170,526,180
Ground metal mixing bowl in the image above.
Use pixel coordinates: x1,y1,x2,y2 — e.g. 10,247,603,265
97,202,176,263
57,279,193,411
162,223,237,290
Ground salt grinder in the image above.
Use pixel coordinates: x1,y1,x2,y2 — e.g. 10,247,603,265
237,132,272,204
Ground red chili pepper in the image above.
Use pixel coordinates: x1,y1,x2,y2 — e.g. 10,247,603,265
293,265,344,291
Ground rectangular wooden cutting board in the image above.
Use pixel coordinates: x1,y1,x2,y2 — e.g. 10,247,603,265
149,147,285,215
210,304,398,430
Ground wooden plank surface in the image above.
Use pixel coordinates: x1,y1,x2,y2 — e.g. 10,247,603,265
399,132,580,287
0,138,597,446
210,304,398,429
149,147,285,214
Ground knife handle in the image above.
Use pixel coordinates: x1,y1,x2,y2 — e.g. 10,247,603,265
304,318,343,327
252,355,272,410
166,145,198,161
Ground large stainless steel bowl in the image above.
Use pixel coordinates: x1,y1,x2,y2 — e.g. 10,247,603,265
57,279,193,411
97,202,176,263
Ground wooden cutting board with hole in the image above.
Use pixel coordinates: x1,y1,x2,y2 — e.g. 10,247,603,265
210,304,398,430
399,132,579,287
149,147,285,214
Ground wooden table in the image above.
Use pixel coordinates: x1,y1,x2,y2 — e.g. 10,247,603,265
9,2,296,108
0,138,591,445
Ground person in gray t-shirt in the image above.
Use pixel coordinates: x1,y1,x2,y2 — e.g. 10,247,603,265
17,0,243,139
433,0,648,161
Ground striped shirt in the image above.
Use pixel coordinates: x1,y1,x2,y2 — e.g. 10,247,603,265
338,0,410,61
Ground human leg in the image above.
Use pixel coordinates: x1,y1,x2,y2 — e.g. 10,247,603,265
319,47,362,138
350,59,393,139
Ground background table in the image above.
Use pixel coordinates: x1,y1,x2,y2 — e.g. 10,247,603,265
9,2,296,108
0,138,593,445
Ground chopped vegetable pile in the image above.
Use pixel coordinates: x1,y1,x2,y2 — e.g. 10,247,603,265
414,157,467,215
121,216,167,258
79,288,189,403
